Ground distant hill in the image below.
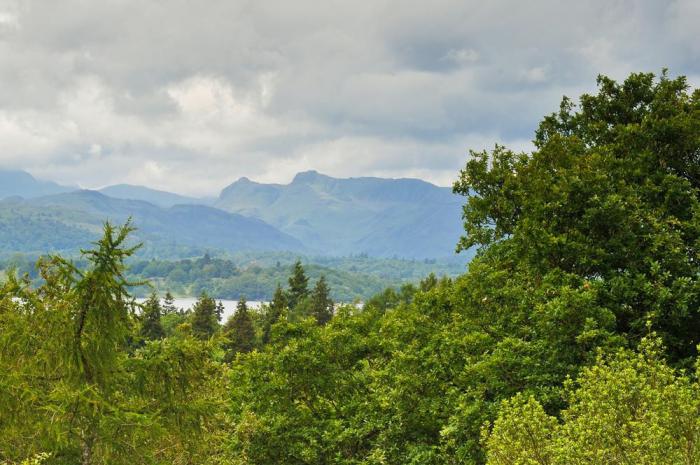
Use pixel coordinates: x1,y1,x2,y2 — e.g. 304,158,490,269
99,184,212,208
216,170,465,258
0,191,303,257
0,169,74,199
0,169,469,260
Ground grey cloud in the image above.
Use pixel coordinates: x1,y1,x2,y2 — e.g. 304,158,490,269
0,0,696,195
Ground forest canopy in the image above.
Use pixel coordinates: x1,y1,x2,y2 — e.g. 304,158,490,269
1,71,699,465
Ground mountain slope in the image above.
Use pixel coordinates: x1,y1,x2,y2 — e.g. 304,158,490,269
99,184,211,207
0,191,303,257
216,170,464,258
0,169,74,199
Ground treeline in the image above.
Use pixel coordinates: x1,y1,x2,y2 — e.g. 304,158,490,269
129,256,390,301
1,252,465,302
2,71,700,465
142,259,347,351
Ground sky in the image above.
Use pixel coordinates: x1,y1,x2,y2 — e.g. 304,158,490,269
0,0,698,196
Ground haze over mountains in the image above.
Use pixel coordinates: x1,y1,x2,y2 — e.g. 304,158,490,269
0,169,466,259
0,169,75,199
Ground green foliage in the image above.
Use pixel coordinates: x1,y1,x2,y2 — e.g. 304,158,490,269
310,275,333,325
162,291,179,314
3,251,466,302
287,260,309,309
0,223,226,464
223,297,256,361
139,292,165,342
485,337,700,465
2,70,698,465
226,71,700,465
228,306,383,465
454,71,700,365
190,292,219,340
262,284,287,344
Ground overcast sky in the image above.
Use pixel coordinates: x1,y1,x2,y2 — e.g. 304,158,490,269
0,0,698,195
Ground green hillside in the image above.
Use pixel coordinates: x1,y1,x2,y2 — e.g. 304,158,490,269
0,191,304,258
216,171,464,258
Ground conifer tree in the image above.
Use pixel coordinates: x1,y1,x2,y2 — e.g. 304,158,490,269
310,275,333,325
215,300,224,323
263,284,287,344
162,291,178,315
139,292,165,341
223,296,255,361
287,260,309,309
191,292,218,340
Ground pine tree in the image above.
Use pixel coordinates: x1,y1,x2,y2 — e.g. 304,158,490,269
263,284,287,344
162,291,178,315
191,292,218,340
223,296,255,361
215,300,224,323
140,292,165,341
310,275,333,325
287,260,309,309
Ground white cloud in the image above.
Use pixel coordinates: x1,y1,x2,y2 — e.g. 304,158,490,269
0,0,695,195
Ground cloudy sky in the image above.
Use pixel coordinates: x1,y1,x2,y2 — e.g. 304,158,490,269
0,0,698,195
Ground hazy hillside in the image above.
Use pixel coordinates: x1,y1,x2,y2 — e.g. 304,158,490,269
0,169,74,199
0,169,468,259
99,184,211,207
216,170,464,258
0,191,303,257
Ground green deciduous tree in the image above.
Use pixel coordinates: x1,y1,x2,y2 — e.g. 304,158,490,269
454,71,700,366
485,337,700,465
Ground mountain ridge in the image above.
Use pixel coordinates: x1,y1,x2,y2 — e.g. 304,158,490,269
0,169,76,199
0,190,304,258
98,184,211,208
0,169,467,259
216,170,464,258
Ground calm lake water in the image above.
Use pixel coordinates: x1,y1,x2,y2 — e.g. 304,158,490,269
136,297,266,322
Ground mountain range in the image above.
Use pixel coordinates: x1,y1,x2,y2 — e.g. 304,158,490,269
0,169,75,199
0,169,466,259
215,171,464,257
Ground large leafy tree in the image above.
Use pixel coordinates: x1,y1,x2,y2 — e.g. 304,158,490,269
454,71,700,365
